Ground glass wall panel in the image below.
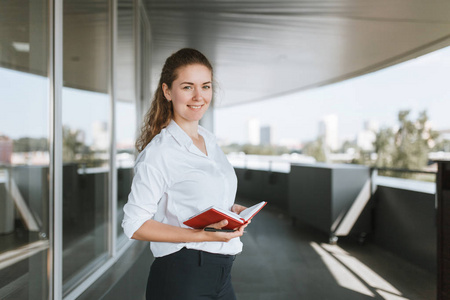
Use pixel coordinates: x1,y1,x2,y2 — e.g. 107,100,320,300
0,1,50,299
116,0,137,247
62,0,111,294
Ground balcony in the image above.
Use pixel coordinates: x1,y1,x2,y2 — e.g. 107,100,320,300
230,157,436,299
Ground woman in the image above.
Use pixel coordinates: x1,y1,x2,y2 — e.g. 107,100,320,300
122,48,248,300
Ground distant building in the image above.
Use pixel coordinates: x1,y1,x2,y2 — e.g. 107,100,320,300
0,135,13,164
260,125,272,146
116,139,135,150
357,120,379,151
365,120,379,132
278,138,302,151
77,130,86,145
319,114,339,151
11,151,50,166
247,118,260,145
92,121,109,151
356,131,375,151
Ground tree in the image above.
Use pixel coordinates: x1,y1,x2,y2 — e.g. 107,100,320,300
63,126,85,163
374,110,439,171
13,137,48,152
240,143,290,156
373,127,395,168
303,136,327,163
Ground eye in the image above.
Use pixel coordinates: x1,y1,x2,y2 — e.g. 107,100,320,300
203,85,211,90
183,86,192,90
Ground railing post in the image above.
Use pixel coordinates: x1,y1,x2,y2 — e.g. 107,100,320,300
437,160,450,300
370,167,378,195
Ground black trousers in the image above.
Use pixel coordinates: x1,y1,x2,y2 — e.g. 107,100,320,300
146,248,237,300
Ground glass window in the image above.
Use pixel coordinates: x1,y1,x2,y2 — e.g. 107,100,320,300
62,0,111,294
0,1,50,299
116,0,137,247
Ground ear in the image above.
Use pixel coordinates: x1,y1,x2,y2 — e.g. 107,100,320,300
162,83,171,101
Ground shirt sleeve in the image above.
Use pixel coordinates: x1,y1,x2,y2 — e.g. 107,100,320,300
122,162,168,239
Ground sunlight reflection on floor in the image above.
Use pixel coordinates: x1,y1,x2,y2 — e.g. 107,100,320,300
310,242,375,297
310,242,410,300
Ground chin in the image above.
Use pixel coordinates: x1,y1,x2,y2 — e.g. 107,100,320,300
182,115,204,123
189,112,207,121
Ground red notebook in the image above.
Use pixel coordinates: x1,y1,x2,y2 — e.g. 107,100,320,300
183,201,267,230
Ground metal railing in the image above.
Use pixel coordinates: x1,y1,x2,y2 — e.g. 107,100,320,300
228,153,438,182
373,166,436,183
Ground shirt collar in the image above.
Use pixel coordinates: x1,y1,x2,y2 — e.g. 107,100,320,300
198,124,216,145
166,119,216,147
166,120,192,147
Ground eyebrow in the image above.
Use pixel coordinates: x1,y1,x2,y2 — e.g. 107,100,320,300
179,81,212,85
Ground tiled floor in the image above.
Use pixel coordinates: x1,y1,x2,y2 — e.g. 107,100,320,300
232,197,435,300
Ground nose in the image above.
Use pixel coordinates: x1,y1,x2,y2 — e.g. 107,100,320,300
193,88,203,101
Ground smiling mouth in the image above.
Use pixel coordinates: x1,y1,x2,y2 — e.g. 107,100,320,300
187,105,203,109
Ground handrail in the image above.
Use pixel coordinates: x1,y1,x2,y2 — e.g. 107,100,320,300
372,167,436,175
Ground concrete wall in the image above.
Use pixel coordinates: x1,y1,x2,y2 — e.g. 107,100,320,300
373,185,436,273
234,167,289,210
288,163,370,235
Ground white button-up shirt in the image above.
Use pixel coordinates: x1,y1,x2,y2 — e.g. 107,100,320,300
122,120,242,257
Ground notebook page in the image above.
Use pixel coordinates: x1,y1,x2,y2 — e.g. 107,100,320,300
239,202,266,221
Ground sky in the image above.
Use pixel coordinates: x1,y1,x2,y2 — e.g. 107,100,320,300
0,69,136,146
214,45,450,145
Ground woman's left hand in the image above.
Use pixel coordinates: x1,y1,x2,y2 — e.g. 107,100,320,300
231,204,247,215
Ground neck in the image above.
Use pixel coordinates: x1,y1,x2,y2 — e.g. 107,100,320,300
173,118,199,139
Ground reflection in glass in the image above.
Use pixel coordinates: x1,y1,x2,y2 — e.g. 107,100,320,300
62,0,110,294
116,102,136,246
0,1,50,299
116,0,137,246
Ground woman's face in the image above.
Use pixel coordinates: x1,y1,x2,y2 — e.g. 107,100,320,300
163,64,212,126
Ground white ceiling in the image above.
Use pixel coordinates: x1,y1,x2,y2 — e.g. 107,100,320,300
144,0,450,107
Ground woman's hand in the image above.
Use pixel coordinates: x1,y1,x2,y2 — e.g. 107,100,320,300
200,219,248,242
131,219,247,244
231,204,247,215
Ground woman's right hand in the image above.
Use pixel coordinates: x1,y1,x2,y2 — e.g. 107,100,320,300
199,219,248,242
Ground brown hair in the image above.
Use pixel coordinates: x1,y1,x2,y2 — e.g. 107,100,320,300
135,48,213,152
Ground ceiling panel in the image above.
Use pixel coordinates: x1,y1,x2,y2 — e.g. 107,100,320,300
144,0,450,107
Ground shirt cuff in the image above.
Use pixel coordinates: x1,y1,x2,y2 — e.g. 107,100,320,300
122,218,150,239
